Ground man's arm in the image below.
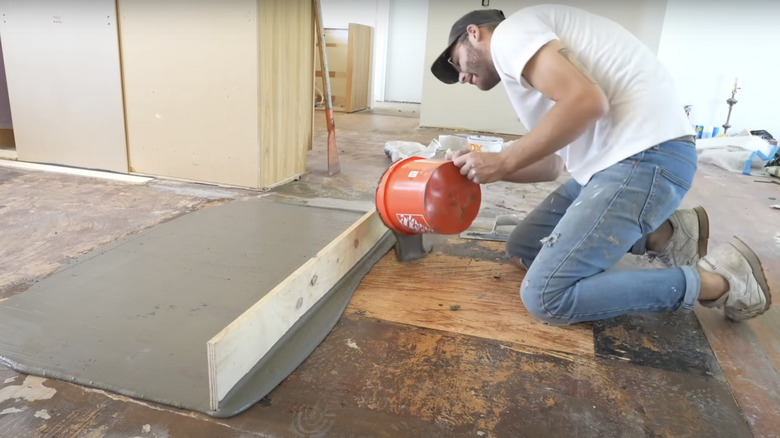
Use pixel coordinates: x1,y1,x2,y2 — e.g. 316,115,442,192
453,39,608,184
449,147,562,183
501,39,609,172
501,152,563,183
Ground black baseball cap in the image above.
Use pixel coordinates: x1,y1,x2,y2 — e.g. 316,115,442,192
430,9,506,84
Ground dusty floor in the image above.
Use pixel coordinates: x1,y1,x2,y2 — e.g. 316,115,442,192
0,109,778,437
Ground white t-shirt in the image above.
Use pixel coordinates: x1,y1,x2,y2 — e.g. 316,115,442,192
491,5,694,184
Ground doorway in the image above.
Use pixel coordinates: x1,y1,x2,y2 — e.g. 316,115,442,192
0,38,14,160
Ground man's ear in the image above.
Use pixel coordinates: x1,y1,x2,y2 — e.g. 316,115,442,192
466,24,481,41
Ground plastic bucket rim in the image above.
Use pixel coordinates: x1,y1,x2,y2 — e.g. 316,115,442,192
376,156,425,235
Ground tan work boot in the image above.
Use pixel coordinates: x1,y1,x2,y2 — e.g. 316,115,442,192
652,206,709,267
698,237,772,321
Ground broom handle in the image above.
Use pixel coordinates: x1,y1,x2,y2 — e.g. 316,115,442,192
313,0,341,176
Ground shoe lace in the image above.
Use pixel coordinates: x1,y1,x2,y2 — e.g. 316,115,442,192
645,250,672,267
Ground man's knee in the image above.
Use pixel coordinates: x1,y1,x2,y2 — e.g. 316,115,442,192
520,279,573,326
505,235,537,270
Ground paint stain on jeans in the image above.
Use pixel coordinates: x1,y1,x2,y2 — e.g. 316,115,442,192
540,233,560,246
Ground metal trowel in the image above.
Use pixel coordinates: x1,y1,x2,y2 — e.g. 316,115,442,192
460,213,524,242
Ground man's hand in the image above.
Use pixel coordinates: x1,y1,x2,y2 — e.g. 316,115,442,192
448,144,563,184
450,149,508,184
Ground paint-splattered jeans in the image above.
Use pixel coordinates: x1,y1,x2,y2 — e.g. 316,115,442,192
506,140,700,325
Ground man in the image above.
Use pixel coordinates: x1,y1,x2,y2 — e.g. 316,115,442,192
431,6,770,325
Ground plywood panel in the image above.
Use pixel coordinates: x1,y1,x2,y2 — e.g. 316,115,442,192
0,0,127,172
119,0,260,187
0,128,13,147
256,0,311,188
348,253,595,357
345,23,372,113
314,24,371,113
315,28,349,110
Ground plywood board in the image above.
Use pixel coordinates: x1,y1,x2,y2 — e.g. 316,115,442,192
0,128,13,147
0,0,127,172
345,23,372,113
119,0,311,188
348,253,595,357
119,0,260,187
256,0,312,187
315,28,349,110
314,24,372,113
207,209,389,410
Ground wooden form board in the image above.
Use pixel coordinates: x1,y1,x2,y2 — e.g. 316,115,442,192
0,0,128,172
207,209,388,411
119,0,312,189
315,23,372,113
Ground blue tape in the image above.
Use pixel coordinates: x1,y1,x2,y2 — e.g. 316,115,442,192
743,145,779,175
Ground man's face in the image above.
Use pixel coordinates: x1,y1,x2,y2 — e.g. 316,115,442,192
449,37,501,91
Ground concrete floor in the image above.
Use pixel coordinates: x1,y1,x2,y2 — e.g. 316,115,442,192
0,109,778,437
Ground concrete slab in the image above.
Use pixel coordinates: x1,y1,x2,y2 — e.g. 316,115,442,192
0,198,377,415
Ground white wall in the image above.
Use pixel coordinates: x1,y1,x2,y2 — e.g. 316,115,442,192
0,0,128,172
419,0,668,135
321,0,377,27
658,0,780,136
384,0,428,103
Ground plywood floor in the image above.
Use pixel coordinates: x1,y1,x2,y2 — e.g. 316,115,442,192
0,110,777,437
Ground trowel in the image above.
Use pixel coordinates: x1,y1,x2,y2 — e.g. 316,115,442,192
460,214,524,242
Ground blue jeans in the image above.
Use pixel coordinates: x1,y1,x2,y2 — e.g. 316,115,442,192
506,140,701,325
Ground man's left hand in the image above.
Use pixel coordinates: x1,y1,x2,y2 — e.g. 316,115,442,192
452,150,507,184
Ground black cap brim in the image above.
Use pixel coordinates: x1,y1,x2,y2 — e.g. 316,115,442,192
431,42,460,84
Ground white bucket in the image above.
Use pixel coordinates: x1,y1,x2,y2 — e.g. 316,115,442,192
467,135,504,153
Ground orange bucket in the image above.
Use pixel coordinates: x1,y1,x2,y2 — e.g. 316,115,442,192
376,156,481,235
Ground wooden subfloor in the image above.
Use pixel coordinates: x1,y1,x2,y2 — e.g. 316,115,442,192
0,110,778,437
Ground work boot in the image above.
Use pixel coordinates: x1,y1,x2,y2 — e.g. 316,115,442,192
698,237,772,321
651,206,709,267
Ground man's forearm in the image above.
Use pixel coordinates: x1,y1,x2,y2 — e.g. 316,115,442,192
501,153,563,183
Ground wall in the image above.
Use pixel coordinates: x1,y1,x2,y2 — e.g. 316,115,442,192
658,0,780,136
384,0,428,103
419,0,668,135
0,0,128,172
321,0,378,28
